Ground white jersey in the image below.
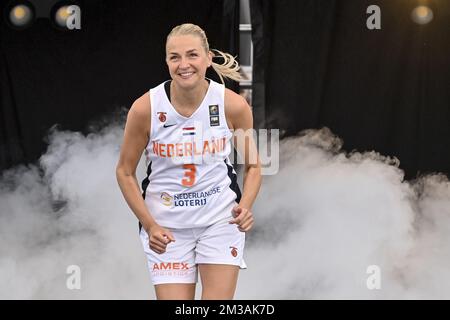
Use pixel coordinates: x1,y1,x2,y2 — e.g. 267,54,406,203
141,79,241,229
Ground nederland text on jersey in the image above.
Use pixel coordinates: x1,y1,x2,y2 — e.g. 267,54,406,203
152,137,228,158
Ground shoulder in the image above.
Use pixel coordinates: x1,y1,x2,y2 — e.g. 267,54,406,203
126,92,151,136
129,92,151,119
224,88,248,114
224,88,252,130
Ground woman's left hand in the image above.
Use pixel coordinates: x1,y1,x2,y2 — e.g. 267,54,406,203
229,205,254,232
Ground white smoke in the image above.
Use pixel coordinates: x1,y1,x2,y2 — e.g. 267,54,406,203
1,122,449,299
0,120,153,299
237,128,450,299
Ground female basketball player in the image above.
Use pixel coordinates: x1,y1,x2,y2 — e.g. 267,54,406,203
116,23,261,300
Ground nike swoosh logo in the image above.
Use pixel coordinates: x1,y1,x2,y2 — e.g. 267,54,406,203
163,123,176,128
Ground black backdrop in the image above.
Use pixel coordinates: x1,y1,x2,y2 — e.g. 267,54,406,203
250,0,449,179
0,0,239,171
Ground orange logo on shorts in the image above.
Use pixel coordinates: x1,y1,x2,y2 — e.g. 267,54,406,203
230,246,238,257
152,262,189,271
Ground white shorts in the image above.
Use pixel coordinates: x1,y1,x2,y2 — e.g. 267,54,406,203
139,217,247,285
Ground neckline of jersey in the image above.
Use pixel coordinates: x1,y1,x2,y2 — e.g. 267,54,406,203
163,79,212,120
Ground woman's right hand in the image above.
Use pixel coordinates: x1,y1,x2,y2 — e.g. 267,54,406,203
146,225,175,254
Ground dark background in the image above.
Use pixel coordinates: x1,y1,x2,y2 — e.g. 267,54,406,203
0,0,239,171
1,0,449,179
251,0,449,179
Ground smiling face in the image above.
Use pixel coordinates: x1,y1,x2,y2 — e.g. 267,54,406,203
166,34,212,90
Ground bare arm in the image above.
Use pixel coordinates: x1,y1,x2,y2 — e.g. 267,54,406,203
116,94,174,252
225,90,262,231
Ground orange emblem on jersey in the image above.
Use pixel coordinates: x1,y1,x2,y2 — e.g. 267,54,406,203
157,112,167,122
230,246,238,257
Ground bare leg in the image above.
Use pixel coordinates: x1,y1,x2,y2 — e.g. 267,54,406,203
154,283,196,300
198,264,239,300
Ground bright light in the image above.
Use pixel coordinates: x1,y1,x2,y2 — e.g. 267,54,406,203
13,6,26,19
54,6,70,27
9,4,33,27
411,5,434,25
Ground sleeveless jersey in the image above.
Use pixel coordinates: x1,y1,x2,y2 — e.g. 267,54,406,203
141,79,241,229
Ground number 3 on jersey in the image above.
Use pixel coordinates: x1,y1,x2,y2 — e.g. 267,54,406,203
182,164,196,187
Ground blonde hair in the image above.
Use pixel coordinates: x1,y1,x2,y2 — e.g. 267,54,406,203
167,23,243,84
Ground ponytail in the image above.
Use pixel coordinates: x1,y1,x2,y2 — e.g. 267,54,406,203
210,49,243,84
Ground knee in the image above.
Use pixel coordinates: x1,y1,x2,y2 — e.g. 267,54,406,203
201,288,235,300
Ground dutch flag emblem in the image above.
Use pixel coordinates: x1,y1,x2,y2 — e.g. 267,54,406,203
183,127,196,136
